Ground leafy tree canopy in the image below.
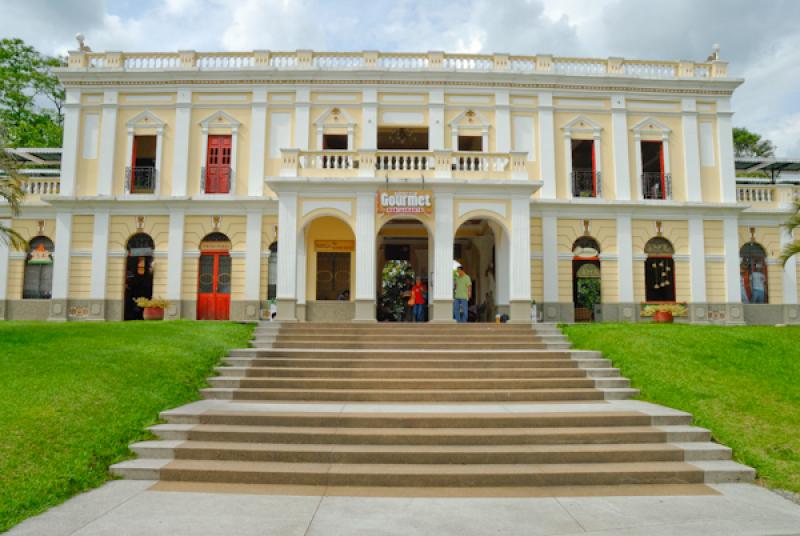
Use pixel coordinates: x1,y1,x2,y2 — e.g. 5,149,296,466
733,127,775,158
0,38,65,147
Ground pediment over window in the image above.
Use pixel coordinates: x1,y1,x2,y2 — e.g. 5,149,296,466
199,110,241,132
561,115,602,135
449,109,490,131
126,111,165,131
631,116,671,136
314,107,356,128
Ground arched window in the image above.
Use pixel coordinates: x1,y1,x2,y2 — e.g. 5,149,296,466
572,236,601,258
267,241,278,300
740,242,768,304
124,233,155,320
23,236,54,299
644,237,675,302
572,236,601,321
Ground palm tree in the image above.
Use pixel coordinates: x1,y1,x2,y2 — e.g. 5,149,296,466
0,127,27,250
782,200,800,265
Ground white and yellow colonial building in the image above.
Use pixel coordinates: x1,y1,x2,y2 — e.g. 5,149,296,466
1,48,799,324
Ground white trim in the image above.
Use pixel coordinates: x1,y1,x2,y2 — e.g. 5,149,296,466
509,197,531,301
126,110,165,195
172,89,192,196
313,106,356,151
433,193,454,301
538,92,556,199
90,210,110,300
717,98,737,203
244,211,262,301
166,210,184,301
458,201,506,219
199,110,241,194
688,215,706,302
60,90,81,196
196,94,248,102
429,89,445,151
723,215,741,303
354,192,376,305
295,87,311,151
97,91,118,196
617,214,634,302
449,107,491,153
249,88,268,196
302,200,352,217
542,214,558,302
51,212,73,301
681,98,702,203
276,193,298,300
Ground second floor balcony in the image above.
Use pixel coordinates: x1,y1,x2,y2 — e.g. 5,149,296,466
642,172,672,200
572,170,601,198
124,166,157,194
280,149,529,180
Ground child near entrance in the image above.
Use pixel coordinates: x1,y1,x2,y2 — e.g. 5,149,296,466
453,265,472,323
410,276,427,322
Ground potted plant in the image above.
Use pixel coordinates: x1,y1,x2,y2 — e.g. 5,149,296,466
642,303,687,323
134,297,169,320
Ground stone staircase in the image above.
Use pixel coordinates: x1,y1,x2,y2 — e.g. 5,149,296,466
112,322,754,492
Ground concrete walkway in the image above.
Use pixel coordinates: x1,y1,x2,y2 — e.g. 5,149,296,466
8,481,800,536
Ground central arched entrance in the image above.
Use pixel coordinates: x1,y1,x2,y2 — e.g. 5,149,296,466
197,232,232,320
454,218,501,322
376,218,431,322
124,233,155,320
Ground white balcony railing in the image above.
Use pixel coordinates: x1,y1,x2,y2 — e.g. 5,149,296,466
21,177,60,196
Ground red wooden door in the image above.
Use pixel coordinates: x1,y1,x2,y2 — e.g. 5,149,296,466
205,135,232,194
197,252,231,320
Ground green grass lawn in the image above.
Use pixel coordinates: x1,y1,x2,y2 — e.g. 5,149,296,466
562,323,800,493
0,320,252,532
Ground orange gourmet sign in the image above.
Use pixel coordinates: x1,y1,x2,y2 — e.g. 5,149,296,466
376,190,434,215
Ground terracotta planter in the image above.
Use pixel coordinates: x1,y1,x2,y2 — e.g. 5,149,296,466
143,307,165,320
652,310,673,323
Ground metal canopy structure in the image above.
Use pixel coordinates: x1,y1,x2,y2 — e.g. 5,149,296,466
4,148,62,165
735,157,800,182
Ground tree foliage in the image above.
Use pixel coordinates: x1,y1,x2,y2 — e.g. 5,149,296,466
0,126,27,250
0,38,65,147
782,201,800,266
733,127,775,158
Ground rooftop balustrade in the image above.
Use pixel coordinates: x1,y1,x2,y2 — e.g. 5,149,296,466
66,49,729,80
736,184,799,209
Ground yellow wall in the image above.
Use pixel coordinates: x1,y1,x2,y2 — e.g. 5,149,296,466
68,215,93,298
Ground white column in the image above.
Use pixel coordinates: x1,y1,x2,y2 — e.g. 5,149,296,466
611,95,631,201
166,209,184,303
538,92,556,199
433,192,454,303
0,219,10,316
354,193,376,302
563,132,573,198
593,134,603,197
542,214,558,302
172,89,192,197
495,90,511,153
90,210,110,300
244,211,263,302
276,193,298,300
362,89,377,150
51,212,73,301
296,229,306,305
723,215,741,303
295,88,310,150
429,89,445,150
617,214,634,303
96,91,118,197
781,228,798,305
682,98,702,202
688,215,707,303
633,132,643,200
509,197,531,302
717,98,738,203
249,88,268,196
59,90,81,196
495,226,509,307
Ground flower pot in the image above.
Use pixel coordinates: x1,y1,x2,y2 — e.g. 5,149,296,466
653,310,673,323
143,307,165,320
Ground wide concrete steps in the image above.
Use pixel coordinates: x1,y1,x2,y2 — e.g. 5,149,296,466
215,366,608,379
264,341,571,350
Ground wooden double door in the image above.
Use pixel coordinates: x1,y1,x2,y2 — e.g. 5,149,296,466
197,251,231,320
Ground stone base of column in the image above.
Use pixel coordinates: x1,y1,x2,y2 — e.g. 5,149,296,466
240,300,261,322
541,302,574,323
688,303,710,324
47,299,69,321
725,303,745,325
0,299,6,320
430,299,455,323
295,303,307,322
83,300,107,321
352,299,376,322
276,298,298,322
508,300,532,324
784,304,800,325
165,300,182,320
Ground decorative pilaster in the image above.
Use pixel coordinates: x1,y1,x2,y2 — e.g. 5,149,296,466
508,197,531,322
172,89,192,197
432,192,455,322
688,215,708,323
495,90,511,153
611,95,631,201
294,88,310,151
89,210,110,319
243,211,263,321
49,212,72,321
616,214,636,321
165,209,184,319
723,215,744,324
362,89,377,150
541,213,559,320
538,92,556,199
717,98,738,203
276,193,298,321
428,89,445,150
60,90,81,196
682,98,703,203
354,193,377,321
97,91,118,196
249,89,268,196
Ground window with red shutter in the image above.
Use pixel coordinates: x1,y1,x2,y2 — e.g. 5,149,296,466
205,135,232,193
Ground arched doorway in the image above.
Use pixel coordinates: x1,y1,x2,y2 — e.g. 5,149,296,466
454,218,502,322
197,232,232,320
124,233,155,320
644,236,676,302
572,236,601,322
740,242,768,304
376,218,431,322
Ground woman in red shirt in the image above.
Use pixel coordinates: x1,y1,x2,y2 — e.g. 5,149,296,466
411,276,426,322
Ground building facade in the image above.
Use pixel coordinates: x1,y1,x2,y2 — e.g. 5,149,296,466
1,48,798,324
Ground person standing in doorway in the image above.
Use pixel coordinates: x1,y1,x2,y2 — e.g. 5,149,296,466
411,276,426,322
453,265,472,323
750,263,766,303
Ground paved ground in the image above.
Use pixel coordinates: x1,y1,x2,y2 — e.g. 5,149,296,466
8,481,800,536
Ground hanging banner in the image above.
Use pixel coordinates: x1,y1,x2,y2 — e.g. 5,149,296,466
376,190,434,215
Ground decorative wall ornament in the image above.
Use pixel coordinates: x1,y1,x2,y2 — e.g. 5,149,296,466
136,216,145,230
212,215,222,230
655,221,663,236
36,220,45,236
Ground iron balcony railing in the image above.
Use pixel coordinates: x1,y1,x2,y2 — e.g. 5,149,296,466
571,169,601,198
124,166,157,194
641,171,672,200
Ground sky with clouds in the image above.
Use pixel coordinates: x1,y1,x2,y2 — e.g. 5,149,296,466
2,0,799,155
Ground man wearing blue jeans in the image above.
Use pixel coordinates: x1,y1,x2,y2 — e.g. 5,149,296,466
453,266,472,323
